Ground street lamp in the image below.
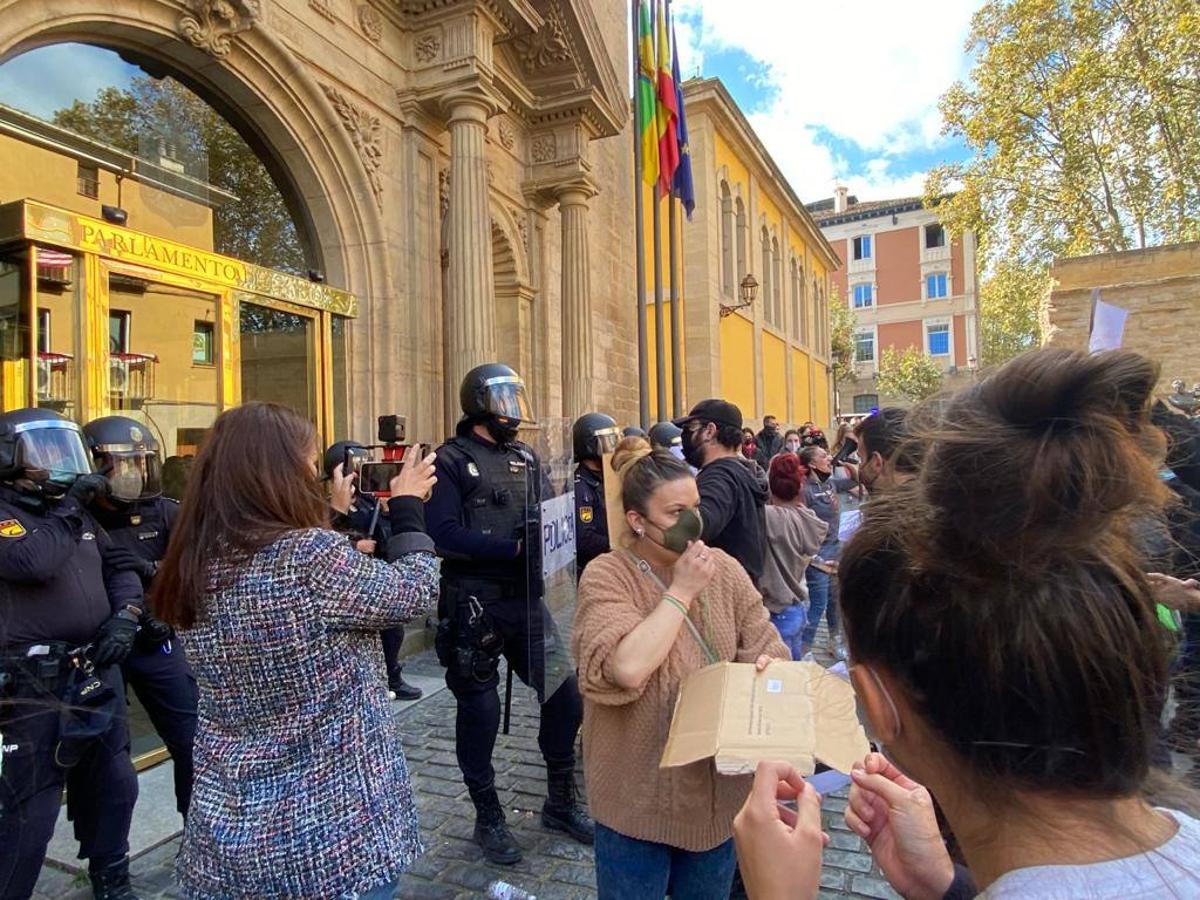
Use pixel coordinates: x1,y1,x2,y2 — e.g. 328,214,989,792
720,273,759,318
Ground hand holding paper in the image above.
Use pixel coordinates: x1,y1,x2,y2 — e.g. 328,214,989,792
733,761,826,900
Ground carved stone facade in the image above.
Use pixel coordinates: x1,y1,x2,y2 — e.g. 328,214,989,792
177,0,261,58
0,0,637,437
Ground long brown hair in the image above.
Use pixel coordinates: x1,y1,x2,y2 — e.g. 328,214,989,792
840,348,1173,798
153,402,328,629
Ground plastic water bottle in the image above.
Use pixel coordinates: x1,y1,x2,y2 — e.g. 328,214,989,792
487,880,536,900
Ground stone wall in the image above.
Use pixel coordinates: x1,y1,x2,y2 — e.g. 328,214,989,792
1043,242,1200,393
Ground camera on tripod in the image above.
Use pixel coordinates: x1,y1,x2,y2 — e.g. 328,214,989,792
344,415,427,498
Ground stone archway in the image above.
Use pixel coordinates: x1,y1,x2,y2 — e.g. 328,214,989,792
0,0,394,435
491,215,534,393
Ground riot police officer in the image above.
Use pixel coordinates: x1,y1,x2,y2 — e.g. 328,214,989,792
649,420,683,453
83,416,198,819
0,409,144,900
322,440,422,701
571,413,619,575
427,363,592,865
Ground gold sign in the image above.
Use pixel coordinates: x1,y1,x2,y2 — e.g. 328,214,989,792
16,200,357,317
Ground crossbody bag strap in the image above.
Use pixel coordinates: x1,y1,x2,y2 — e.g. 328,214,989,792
624,550,719,665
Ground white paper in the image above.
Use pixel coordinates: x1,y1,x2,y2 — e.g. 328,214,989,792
838,509,862,543
540,491,576,579
1088,291,1128,354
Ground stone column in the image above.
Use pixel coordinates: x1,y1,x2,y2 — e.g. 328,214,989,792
444,93,496,401
557,180,597,418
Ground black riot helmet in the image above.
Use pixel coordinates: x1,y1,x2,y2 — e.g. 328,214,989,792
572,413,620,463
83,415,163,503
322,440,368,481
649,421,683,450
623,426,648,439
460,363,534,424
0,407,93,496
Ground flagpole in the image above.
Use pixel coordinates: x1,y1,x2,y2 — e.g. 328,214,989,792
652,6,668,424
668,185,683,418
633,0,650,430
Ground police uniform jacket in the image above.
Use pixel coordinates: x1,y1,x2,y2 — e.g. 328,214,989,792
0,484,144,648
426,427,538,584
573,463,608,574
92,496,179,582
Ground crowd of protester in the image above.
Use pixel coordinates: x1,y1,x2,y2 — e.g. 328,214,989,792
4,345,1200,900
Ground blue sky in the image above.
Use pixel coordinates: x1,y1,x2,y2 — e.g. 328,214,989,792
0,43,138,120
671,0,983,203
2,12,982,207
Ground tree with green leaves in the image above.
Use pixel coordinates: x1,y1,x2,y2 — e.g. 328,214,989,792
828,289,856,385
929,0,1200,264
978,260,1052,367
875,347,944,405
927,0,1200,367
54,77,305,275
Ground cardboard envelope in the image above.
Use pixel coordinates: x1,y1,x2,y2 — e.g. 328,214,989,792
660,660,869,776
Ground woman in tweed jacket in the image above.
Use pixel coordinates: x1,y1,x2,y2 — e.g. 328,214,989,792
153,403,440,900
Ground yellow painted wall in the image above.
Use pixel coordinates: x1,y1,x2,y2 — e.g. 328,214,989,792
713,132,751,194
719,313,755,416
791,347,811,422
761,332,786,419
0,134,215,250
812,365,830,427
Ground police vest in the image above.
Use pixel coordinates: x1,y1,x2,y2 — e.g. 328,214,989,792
0,493,113,648
441,436,536,564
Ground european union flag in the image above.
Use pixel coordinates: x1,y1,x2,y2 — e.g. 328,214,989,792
670,11,695,219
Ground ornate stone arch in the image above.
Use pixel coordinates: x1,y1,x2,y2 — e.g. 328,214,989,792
489,200,535,392
0,0,395,431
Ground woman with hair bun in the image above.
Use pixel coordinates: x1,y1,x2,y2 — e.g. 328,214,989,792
572,436,788,899
734,348,1200,899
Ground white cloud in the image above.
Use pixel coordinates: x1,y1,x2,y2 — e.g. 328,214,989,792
0,43,138,120
672,0,981,201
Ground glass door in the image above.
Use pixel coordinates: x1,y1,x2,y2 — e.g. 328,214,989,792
101,267,224,465
236,296,321,430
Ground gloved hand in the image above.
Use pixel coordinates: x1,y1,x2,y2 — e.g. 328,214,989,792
135,614,172,651
66,472,109,507
93,611,139,666
103,547,157,581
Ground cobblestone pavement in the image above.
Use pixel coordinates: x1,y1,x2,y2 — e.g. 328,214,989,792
34,637,896,900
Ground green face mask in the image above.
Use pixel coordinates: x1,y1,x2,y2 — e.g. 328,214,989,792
645,507,704,554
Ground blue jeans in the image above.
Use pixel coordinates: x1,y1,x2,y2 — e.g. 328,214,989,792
770,605,807,660
594,822,736,899
359,878,401,899
802,566,831,649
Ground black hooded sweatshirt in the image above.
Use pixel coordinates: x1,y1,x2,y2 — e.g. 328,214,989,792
696,456,769,586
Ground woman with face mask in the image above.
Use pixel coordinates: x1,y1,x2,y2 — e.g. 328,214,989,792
733,349,1200,900
572,436,788,899
782,429,803,456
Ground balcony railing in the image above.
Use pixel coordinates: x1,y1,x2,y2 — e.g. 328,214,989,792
921,244,951,265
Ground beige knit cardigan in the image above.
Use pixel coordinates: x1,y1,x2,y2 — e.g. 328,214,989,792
572,548,789,852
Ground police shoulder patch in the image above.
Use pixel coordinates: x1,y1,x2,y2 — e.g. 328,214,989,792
579,507,593,524
467,462,481,478
0,519,26,538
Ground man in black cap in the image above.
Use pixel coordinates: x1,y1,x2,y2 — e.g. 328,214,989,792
673,399,768,586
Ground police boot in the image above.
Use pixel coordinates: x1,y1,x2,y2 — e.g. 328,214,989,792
470,785,522,865
89,857,142,900
541,764,594,845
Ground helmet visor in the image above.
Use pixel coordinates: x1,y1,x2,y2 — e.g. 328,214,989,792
98,450,163,502
593,426,621,456
14,424,92,487
481,376,534,423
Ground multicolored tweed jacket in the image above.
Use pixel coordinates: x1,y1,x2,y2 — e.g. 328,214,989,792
175,527,440,899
